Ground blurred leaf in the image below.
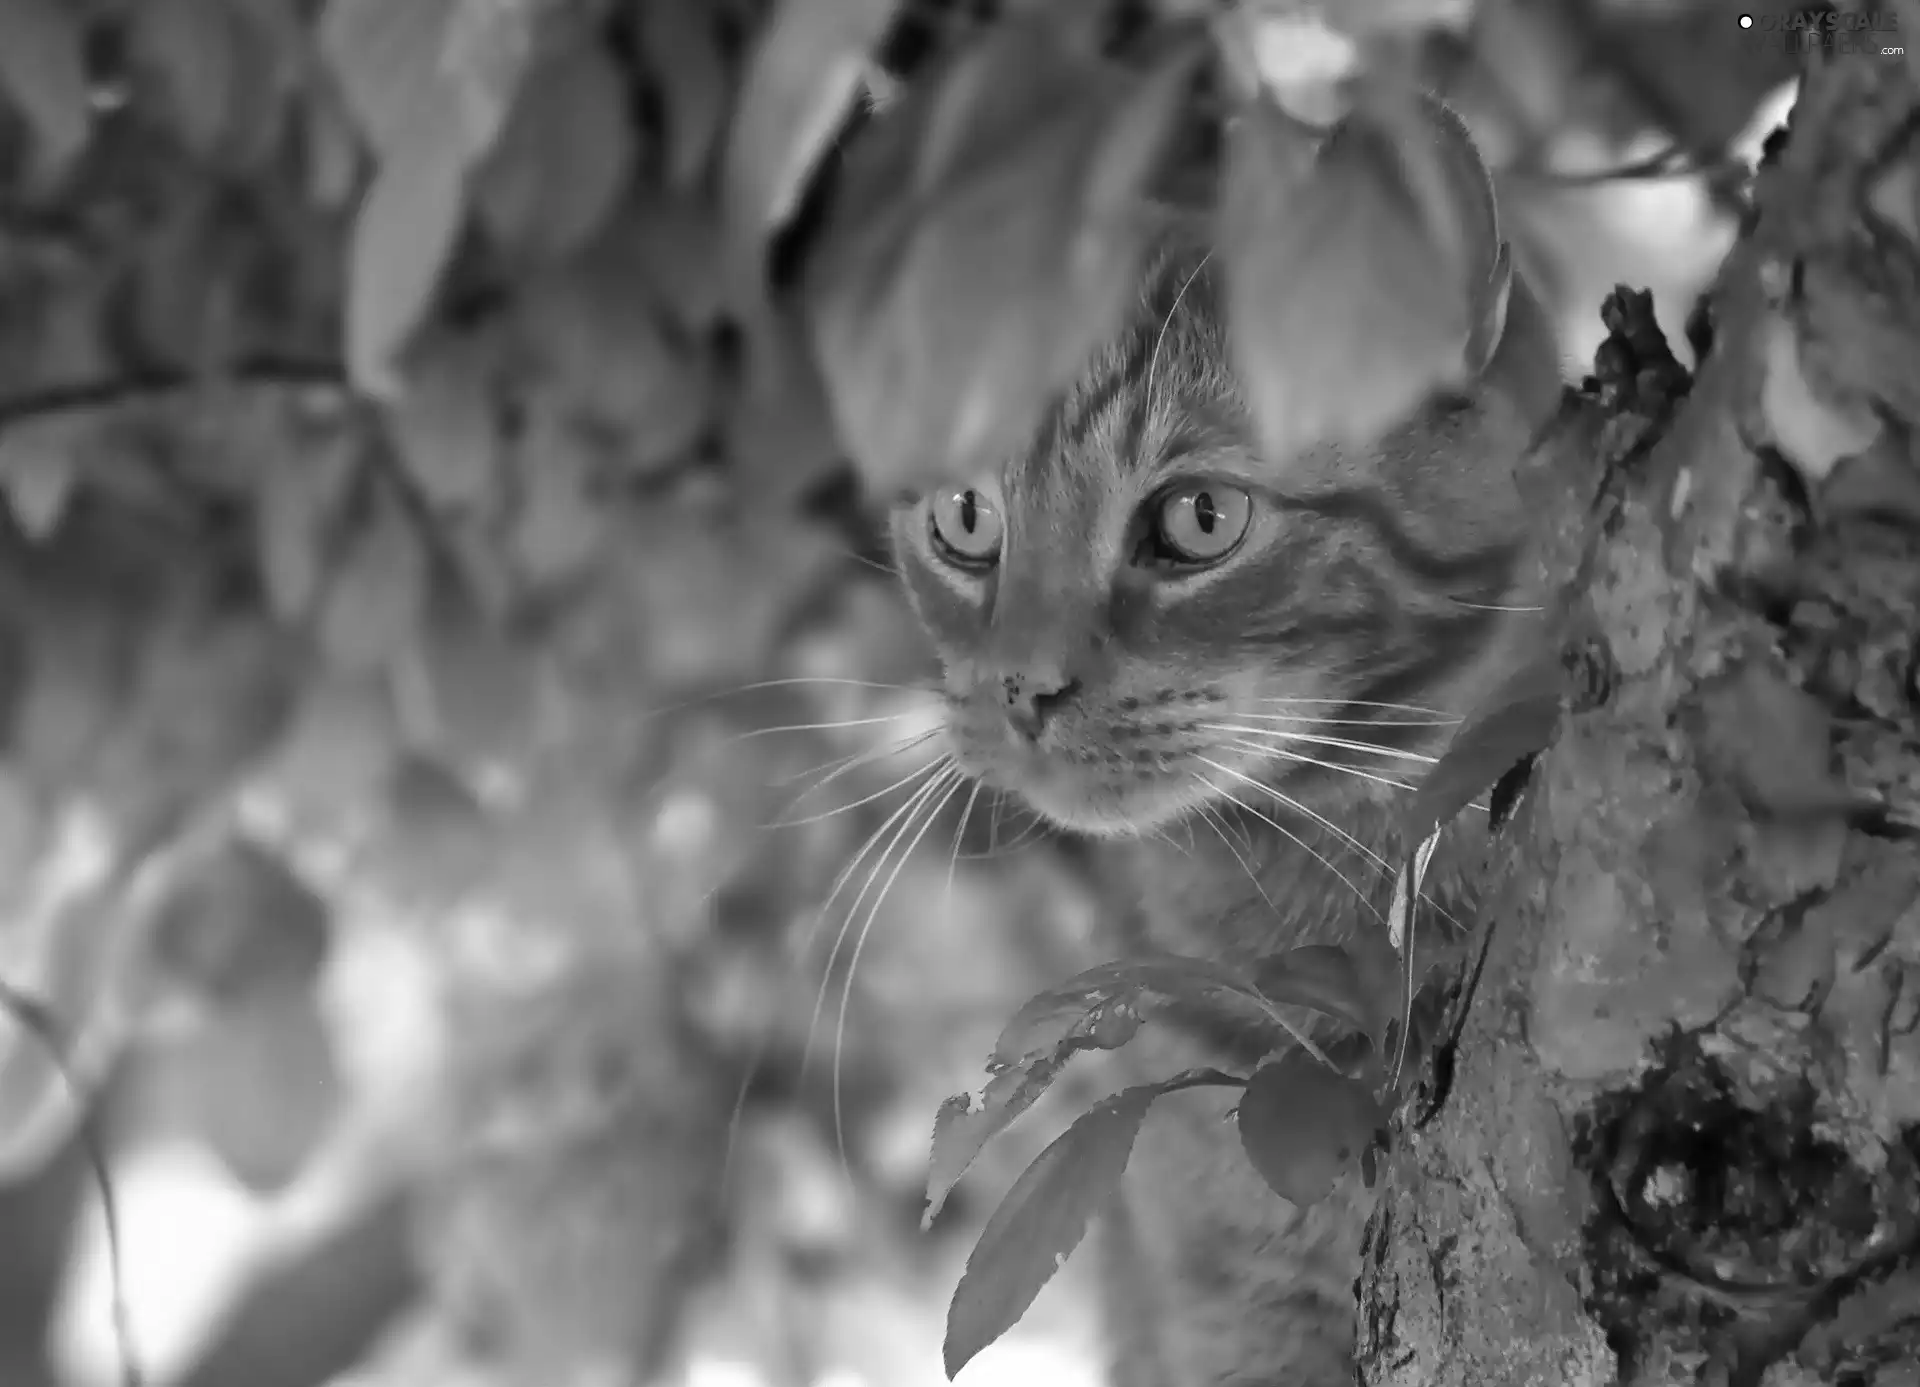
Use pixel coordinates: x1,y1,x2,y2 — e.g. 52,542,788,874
302,81,366,209
629,193,727,328
1222,85,1476,461
1404,636,1564,838
388,339,501,512
1237,1051,1382,1206
474,39,635,262
508,408,607,585
723,0,899,288
346,91,471,396
0,415,84,539
143,839,331,1009
319,0,459,157
128,0,237,160
256,434,358,623
809,26,1197,488
0,0,91,186
640,0,730,190
943,1085,1154,1379
438,0,542,158
395,608,545,767
518,256,711,464
318,488,428,672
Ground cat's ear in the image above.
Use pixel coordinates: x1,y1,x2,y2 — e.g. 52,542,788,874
1407,92,1513,378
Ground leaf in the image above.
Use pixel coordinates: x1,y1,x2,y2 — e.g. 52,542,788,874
129,0,237,160
393,610,543,765
808,30,1197,489
925,1053,1070,1231
317,488,428,672
387,339,501,512
0,0,92,184
943,1085,1155,1379
302,83,365,210
640,0,729,190
473,39,634,262
507,408,607,585
0,415,85,539
256,435,358,622
723,0,898,289
346,93,471,397
318,0,459,157
436,0,541,159
1404,636,1565,838
994,949,1374,1070
924,946,1375,1226
1237,1051,1383,1206
1222,85,1478,461
1385,828,1442,953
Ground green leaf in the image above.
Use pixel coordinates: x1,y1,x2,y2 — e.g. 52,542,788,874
0,415,86,539
994,949,1374,1069
128,0,237,160
808,26,1197,489
1222,85,1477,462
639,0,729,190
0,0,92,185
473,39,635,262
346,92,471,396
255,435,358,623
722,0,899,288
1403,637,1565,838
436,0,540,159
387,338,501,512
317,488,428,672
943,1085,1155,1379
318,0,459,157
1237,1052,1383,1207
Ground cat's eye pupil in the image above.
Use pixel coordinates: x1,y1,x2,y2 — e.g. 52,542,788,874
959,490,978,532
1193,492,1218,532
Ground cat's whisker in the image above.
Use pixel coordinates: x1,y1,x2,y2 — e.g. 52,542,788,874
1202,722,1438,765
1220,738,1418,794
1145,251,1213,403
769,724,936,790
1237,713,1459,729
1446,598,1543,612
1188,787,1279,917
1195,759,1381,921
793,758,954,1080
638,674,935,723
1254,696,1456,716
724,711,926,745
720,753,952,1191
829,765,966,1183
767,731,943,828
1217,765,1392,877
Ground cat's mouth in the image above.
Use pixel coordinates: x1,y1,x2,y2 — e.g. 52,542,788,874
956,737,1217,840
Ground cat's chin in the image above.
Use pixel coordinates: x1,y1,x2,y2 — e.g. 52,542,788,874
1006,777,1197,841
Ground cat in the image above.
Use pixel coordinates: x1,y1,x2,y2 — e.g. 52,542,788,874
886,103,1565,1385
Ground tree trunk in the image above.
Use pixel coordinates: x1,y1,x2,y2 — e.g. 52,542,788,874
1359,31,1920,1387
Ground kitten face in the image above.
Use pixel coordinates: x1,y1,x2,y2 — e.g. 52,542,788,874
891,245,1544,839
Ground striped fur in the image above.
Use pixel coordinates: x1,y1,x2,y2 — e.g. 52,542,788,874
891,210,1563,1383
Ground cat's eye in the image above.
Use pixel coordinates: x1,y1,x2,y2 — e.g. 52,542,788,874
1150,482,1252,564
928,486,1003,567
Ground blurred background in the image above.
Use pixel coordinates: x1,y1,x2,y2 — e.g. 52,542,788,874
0,0,1816,1385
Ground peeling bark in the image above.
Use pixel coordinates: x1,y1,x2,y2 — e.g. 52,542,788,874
1359,31,1920,1387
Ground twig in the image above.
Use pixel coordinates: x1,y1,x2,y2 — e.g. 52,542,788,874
0,980,140,1387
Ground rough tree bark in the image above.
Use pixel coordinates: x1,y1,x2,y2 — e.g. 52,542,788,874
1358,27,1920,1387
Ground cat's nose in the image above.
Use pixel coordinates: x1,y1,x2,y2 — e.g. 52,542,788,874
999,673,1080,740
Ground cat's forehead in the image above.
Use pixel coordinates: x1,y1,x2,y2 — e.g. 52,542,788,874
1003,246,1234,501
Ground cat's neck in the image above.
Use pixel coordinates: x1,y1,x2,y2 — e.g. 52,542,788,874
1096,789,1485,966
